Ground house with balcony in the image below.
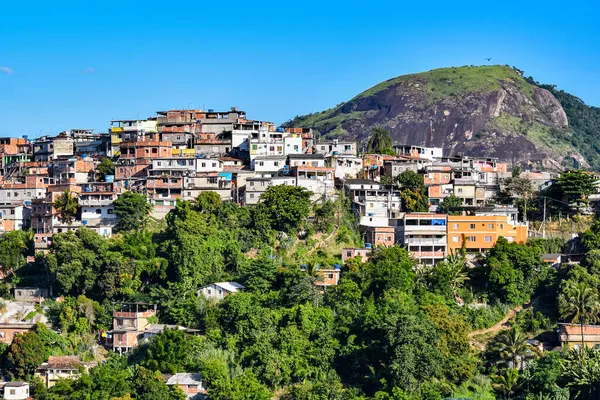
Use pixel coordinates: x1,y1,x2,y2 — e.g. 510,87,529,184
330,155,363,179
79,189,117,237
393,144,443,161
293,166,335,202
36,356,94,388
288,154,326,168
243,176,297,205
314,140,357,157
108,303,158,354
0,203,30,233
398,213,448,266
251,156,286,175
183,173,234,202
447,206,527,254
344,179,402,219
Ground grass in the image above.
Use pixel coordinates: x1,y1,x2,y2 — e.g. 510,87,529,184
489,114,574,153
354,65,535,104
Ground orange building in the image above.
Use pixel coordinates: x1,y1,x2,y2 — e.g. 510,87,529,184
447,208,527,253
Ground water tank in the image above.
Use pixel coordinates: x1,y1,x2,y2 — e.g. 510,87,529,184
365,243,372,249
334,264,341,270
277,127,284,133
82,220,88,226
82,154,87,159
332,151,339,156
208,109,215,113
105,175,115,183
22,135,28,139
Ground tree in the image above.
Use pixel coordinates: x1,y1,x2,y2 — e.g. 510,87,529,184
313,201,336,233
96,158,115,181
367,126,395,155
52,189,79,224
491,368,519,400
194,191,222,214
440,194,462,215
7,331,46,378
428,252,469,299
114,191,152,232
130,366,186,400
397,170,429,212
0,230,33,279
254,185,312,233
562,347,600,400
559,280,600,346
489,328,532,369
142,328,192,373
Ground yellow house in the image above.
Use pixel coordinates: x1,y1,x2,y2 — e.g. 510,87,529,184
447,207,527,253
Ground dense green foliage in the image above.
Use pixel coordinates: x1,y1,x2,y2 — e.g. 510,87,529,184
114,191,153,232
397,170,429,212
366,126,394,155
12,186,600,399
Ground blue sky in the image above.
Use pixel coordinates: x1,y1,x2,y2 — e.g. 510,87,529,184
1,0,599,137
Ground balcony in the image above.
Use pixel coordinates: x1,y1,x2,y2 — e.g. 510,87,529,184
403,225,447,232
410,250,446,258
406,238,447,245
79,199,114,206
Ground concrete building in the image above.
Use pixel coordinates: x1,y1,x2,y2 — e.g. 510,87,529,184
330,155,363,179
447,207,527,254
33,135,74,161
165,373,207,400
399,213,448,266
251,156,286,175
109,303,158,354
288,154,326,168
314,140,357,156
198,282,245,301
344,179,402,219
183,173,234,202
36,356,92,388
0,382,30,400
0,323,36,345
0,203,29,233
342,247,371,264
243,176,296,205
359,225,395,247
559,323,600,349
14,287,48,302
394,144,443,161
294,166,335,202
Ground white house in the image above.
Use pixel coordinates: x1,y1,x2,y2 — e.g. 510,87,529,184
195,158,223,173
165,373,207,399
198,282,245,301
288,154,326,168
314,140,357,156
1,382,30,400
251,156,286,174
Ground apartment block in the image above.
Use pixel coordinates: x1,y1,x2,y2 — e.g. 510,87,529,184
447,207,527,253
399,213,448,265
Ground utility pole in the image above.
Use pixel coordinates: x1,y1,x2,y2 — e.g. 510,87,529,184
542,197,546,239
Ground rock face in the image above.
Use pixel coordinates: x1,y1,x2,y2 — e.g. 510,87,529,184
289,65,583,169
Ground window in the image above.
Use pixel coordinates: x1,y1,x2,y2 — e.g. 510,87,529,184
500,224,504,229
152,148,158,154
452,236,460,243
488,224,494,229
201,162,206,167
468,236,476,242
207,289,212,295
249,194,254,198
470,223,475,229
162,179,168,184
258,161,264,167
96,209,102,214
0,331,4,338
108,209,114,214
484,236,492,242
328,274,334,279
452,223,458,229
346,251,352,258
157,161,161,166
457,188,463,193
10,390,15,395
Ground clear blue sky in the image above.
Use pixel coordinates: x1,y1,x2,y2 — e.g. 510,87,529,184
1,0,599,137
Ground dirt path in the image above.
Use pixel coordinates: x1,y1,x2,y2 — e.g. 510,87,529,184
469,300,534,339
305,222,339,257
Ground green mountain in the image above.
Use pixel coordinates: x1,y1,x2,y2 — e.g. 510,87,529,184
287,65,600,170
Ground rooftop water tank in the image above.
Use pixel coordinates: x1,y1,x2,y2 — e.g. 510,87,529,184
365,243,372,249
208,109,215,112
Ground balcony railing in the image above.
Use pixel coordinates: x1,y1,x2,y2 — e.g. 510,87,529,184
406,238,447,245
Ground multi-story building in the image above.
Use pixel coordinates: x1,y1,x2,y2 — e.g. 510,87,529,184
447,206,527,254
330,155,363,179
314,140,357,157
183,173,234,202
288,154,326,168
394,144,443,161
0,203,30,233
344,179,402,219
251,156,286,175
398,213,448,266
243,176,296,205
33,134,74,161
359,225,395,247
109,303,158,354
294,166,335,202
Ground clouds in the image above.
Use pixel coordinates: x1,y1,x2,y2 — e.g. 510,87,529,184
82,67,95,74
0,66,14,75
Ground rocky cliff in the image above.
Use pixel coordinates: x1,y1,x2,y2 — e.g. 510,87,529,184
287,65,587,170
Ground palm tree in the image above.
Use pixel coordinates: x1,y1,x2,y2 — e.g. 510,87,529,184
446,251,469,298
52,189,79,224
490,328,531,369
559,280,600,347
491,368,519,400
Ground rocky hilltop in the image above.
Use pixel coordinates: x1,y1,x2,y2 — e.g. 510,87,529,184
287,65,588,170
